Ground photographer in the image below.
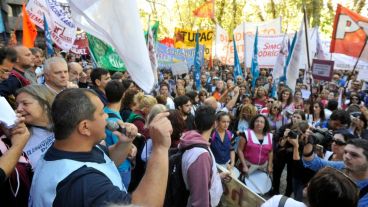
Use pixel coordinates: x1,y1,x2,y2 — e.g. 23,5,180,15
271,110,306,196
285,121,315,201
350,112,368,139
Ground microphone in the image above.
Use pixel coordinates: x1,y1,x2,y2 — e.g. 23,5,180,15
106,121,142,137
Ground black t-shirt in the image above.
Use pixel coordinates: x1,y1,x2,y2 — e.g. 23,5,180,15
186,114,195,130
44,145,131,207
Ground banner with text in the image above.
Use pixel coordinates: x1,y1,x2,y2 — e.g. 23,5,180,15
244,35,284,68
70,31,89,55
157,42,204,68
26,0,77,51
215,18,282,65
174,28,213,59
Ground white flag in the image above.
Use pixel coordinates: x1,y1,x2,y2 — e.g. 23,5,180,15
315,29,326,59
273,34,288,81
286,20,306,92
68,0,154,93
147,27,158,85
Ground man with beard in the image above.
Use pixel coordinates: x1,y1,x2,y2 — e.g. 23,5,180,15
302,138,368,207
0,46,34,97
174,95,195,130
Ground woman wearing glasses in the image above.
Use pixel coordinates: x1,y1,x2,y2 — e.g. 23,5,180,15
324,130,356,161
266,101,284,134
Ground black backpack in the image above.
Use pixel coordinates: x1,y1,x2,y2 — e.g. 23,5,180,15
164,144,210,207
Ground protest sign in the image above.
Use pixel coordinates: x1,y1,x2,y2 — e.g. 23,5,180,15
312,59,334,81
171,62,188,76
26,0,77,51
156,43,204,68
217,166,265,207
215,18,282,65
174,28,213,59
245,35,285,68
70,31,89,55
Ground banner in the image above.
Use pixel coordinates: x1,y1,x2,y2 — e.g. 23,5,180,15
330,4,368,61
312,59,334,81
245,35,285,68
70,31,89,55
174,28,213,59
321,40,368,71
87,33,126,72
215,18,282,65
156,43,204,68
26,0,77,51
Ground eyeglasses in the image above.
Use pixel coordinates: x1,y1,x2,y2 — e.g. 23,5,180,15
332,139,346,146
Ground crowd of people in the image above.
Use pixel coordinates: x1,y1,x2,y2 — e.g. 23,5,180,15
1,44,368,207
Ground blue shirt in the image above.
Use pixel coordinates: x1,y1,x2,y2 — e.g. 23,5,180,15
303,154,368,207
104,107,131,172
210,130,233,165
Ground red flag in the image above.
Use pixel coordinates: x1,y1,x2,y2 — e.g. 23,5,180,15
330,4,368,61
192,0,214,19
22,4,37,48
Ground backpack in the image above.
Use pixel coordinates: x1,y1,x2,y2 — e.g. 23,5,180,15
164,144,210,207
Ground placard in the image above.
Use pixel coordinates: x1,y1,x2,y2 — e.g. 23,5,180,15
311,59,334,81
171,62,188,76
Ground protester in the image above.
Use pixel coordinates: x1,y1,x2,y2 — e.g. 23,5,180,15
0,115,31,206
16,85,55,169
29,88,173,207
174,95,195,130
43,57,69,94
0,47,17,82
179,105,225,207
237,114,273,175
90,68,111,105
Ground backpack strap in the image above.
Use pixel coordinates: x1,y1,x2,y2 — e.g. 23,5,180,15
107,113,120,119
359,184,368,199
10,69,30,87
278,195,288,207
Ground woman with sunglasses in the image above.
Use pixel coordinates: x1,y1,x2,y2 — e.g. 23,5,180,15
266,101,284,134
324,130,356,161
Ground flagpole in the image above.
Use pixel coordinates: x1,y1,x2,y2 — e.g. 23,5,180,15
303,6,311,70
345,38,367,88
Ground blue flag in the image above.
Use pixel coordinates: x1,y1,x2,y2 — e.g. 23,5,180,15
233,35,243,80
43,15,54,58
251,28,259,88
194,32,202,91
0,11,5,33
282,31,297,82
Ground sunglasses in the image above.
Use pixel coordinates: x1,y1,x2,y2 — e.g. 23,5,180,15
332,139,346,146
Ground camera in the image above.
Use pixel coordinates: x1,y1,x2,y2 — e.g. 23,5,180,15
288,130,300,139
308,128,333,148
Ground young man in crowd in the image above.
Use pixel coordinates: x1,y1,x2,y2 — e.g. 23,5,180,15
90,68,111,106
174,95,195,130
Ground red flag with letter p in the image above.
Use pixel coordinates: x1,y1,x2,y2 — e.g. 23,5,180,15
330,4,368,61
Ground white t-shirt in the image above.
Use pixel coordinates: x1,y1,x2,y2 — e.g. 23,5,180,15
23,126,55,169
261,195,306,207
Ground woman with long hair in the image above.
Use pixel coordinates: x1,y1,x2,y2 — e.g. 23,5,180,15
267,101,284,134
278,88,295,122
253,87,268,111
293,90,304,110
237,104,258,133
308,102,328,128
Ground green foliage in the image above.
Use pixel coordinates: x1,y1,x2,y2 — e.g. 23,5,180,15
138,0,368,41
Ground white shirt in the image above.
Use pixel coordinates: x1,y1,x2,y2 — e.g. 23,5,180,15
261,195,306,207
23,126,55,169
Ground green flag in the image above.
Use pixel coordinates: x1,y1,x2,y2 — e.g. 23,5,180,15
144,21,159,42
87,33,126,71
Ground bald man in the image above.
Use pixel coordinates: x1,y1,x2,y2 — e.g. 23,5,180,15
0,46,33,97
68,62,83,84
204,86,240,113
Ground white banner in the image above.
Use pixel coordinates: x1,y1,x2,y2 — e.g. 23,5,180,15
245,35,285,68
215,18,282,65
26,0,77,51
